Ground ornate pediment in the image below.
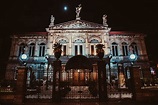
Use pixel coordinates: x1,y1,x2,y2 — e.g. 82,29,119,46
49,20,106,29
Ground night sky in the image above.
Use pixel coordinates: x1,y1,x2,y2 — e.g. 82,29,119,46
0,0,158,78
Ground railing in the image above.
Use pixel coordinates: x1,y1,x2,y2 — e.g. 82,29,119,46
0,86,14,93
111,55,149,63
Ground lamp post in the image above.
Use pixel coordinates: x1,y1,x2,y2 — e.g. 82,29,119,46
129,53,137,100
45,54,50,90
77,69,82,104
108,54,112,85
129,54,137,65
15,53,28,104
19,53,28,66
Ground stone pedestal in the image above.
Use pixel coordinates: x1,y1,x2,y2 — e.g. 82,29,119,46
130,66,141,101
13,66,27,105
97,60,108,101
52,60,61,102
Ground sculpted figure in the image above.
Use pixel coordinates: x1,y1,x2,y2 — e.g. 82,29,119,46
50,15,55,26
103,14,107,26
76,4,82,19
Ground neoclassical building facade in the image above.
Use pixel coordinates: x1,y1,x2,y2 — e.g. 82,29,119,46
5,7,149,86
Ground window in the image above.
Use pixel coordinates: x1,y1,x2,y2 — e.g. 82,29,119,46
79,45,83,55
90,39,99,43
63,45,66,56
122,42,128,56
75,45,78,55
74,45,83,55
130,42,138,55
59,38,68,56
39,43,45,57
91,45,94,55
29,43,35,57
90,39,99,55
74,38,84,55
112,42,118,56
18,43,26,56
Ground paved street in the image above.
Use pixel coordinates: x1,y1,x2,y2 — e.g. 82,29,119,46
22,99,158,105
23,101,158,105
1,99,158,105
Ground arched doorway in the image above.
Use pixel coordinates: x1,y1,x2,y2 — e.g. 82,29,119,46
65,55,93,86
63,55,98,99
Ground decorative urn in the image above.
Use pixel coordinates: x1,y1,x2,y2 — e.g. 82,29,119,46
53,43,62,60
96,44,105,59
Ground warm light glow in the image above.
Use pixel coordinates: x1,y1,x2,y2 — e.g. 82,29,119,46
21,54,27,60
129,54,136,60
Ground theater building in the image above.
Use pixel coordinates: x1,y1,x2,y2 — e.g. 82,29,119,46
5,5,149,89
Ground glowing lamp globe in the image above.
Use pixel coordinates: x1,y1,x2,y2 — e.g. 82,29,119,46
64,6,68,11
21,54,27,60
130,54,136,60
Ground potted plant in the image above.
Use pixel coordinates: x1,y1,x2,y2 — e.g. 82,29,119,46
53,43,62,60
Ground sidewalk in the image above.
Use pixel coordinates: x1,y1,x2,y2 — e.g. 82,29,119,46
23,100,158,105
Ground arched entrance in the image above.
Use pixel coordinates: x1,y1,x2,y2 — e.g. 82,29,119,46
63,55,98,99
65,55,93,86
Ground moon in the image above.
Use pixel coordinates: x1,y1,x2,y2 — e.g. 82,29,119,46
64,6,68,11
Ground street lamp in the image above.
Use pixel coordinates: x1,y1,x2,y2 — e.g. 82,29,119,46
19,53,28,66
129,53,138,99
108,54,112,84
129,54,137,65
45,54,50,90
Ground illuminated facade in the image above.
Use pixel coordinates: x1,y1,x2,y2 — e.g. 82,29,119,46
5,8,149,86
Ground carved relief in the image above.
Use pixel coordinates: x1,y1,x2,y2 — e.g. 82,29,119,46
89,36,101,43
51,20,104,29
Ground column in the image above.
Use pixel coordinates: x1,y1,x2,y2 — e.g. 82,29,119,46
69,35,72,55
97,60,108,101
52,60,61,102
130,66,142,101
14,66,27,105
34,41,38,56
86,34,89,55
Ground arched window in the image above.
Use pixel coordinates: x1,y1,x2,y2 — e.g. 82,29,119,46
112,42,118,56
74,39,84,55
90,39,99,55
122,42,128,56
18,43,26,56
59,39,68,56
90,39,99,43
29,43,35,57
130,42,138,55
39,43,45,57
74,39,84,43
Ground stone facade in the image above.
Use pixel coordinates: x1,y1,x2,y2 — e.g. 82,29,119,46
5,14,149,84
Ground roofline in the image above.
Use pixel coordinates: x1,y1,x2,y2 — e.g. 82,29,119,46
52,19,104,27
110,31,145,35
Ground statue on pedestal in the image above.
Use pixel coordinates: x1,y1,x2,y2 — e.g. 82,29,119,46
103,14,107,26
50,15,55,26
76,4,82,20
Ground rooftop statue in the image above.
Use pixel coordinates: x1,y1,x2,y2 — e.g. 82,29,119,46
50,15,55,26
103,14,107,26
76,4,82,20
